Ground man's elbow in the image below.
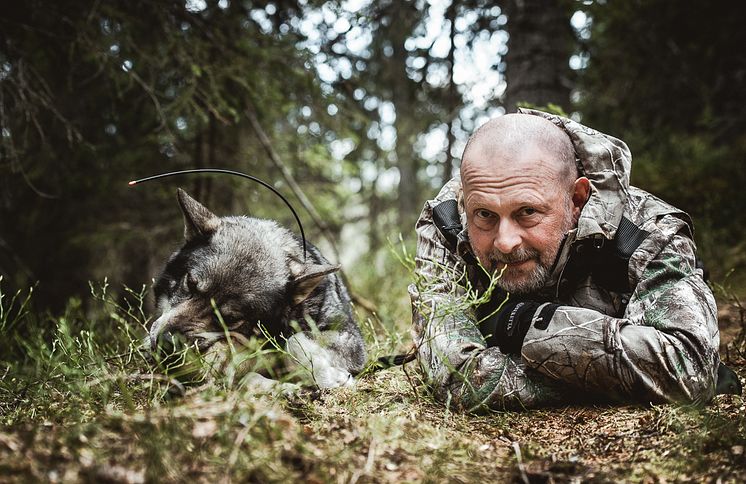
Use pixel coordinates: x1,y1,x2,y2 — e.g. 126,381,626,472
672,328,720,405
666,359,719,406
429,380,477,412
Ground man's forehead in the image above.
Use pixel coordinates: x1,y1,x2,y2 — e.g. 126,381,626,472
464,179,550,208
461,142,565,186
461,114,576,184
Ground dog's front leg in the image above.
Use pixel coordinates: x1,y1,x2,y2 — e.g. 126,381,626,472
285,332,355,389
200,340,301,395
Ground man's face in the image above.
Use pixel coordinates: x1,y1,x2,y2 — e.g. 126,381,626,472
463,144,577,295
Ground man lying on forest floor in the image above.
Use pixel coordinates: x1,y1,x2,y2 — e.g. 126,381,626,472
409,109,742,411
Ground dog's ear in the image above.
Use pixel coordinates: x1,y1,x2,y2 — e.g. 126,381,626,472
177,188,220,242
289,261,340,305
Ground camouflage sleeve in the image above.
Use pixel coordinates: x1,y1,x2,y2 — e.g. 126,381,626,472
410,183,569,411
520,215,720,405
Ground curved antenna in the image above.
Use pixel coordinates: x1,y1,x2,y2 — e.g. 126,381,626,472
129,168,307,259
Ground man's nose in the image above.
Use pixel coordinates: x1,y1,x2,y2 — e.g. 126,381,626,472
493,219,522,254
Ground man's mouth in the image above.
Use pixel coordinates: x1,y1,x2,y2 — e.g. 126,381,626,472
492,258,532,271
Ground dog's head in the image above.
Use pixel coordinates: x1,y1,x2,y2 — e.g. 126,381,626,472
149,189,337,354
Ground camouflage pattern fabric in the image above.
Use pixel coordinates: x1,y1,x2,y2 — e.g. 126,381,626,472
410,109,720,411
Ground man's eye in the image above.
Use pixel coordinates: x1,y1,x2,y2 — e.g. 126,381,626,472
519,207,537,217
472,209,497,230
475,209,495,219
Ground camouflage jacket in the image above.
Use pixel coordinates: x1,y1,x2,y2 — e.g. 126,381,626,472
409,109,720,411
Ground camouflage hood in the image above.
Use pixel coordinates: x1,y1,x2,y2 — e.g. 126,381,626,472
517,108,632,241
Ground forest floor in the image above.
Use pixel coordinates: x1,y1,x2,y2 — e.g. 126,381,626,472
0,281,745,483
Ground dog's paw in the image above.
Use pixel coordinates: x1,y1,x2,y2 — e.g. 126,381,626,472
313,367,355,389
243,372,300,396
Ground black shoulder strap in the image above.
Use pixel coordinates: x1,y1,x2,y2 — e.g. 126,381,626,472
431,199,462,253
589,215,710,292
590,216,651,293
431,199,481,267
615,216,651,258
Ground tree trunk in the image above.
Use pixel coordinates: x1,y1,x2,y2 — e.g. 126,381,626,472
391,3,421,233
443,0,457,182
503,0,573,113
368,175,382,253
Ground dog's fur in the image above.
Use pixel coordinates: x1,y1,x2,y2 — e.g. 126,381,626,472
149,189,367,388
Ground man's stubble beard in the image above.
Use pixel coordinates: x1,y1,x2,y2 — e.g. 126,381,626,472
490,246,550,295
481,204,575,296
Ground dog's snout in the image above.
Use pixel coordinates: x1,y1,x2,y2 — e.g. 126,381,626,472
159,330,175,345
154,330,188,356
157,330,175,350
149,310,176,351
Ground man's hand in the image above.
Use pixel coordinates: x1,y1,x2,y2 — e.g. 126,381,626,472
481,301,560,354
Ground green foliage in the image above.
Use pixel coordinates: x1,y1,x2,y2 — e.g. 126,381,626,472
0,276,34,342
0,0,342,310
577,0,746,281
516,102,569,118
642,403,746,479
1,279,156,425
345,237,419,366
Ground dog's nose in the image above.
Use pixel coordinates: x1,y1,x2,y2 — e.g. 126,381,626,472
155,331,179,355
149,310,174,351
152,330,191,363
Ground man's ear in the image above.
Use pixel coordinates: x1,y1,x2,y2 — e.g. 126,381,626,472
177,188,220,242
571,177,591,223
290,262,340,305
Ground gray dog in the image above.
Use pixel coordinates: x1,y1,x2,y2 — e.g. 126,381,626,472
149,189,367,389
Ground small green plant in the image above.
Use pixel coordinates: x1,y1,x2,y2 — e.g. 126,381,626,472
390,233,516,413
0,276,35,347
711,269,746,356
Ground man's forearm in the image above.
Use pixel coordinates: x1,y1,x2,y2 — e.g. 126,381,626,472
520,273,719,404
411,286,568,411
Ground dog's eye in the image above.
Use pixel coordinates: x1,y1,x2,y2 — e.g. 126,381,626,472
181,273,199,293
212,312,240,328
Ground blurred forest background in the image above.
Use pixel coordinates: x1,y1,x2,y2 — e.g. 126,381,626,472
1,0,745,313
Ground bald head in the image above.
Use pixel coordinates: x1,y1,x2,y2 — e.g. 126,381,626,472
461,114,578,187
458,114,590,294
